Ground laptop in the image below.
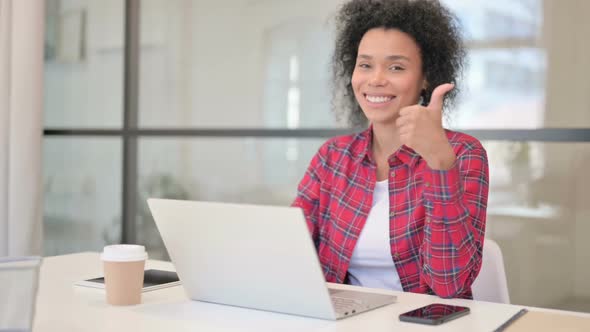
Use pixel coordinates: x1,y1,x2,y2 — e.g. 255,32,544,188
147,198,396,320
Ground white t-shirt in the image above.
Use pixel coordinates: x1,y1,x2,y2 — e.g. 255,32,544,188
347,180,403,291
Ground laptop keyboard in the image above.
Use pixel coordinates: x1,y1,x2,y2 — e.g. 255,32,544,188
331,296,364,314
328,288,396,317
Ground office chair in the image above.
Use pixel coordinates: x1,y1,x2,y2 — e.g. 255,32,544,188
0,256,42,332
472,238,511,304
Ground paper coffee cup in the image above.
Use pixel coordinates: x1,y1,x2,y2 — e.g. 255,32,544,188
101,245,148,305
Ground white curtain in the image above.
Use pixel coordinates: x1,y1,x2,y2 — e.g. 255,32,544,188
0,0,44,256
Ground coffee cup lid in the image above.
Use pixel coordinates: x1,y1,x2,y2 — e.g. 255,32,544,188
101,245,148,262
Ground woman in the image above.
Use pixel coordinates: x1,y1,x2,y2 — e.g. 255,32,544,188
292,0,488,299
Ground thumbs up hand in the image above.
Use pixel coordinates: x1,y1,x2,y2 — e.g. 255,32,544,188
395,83,456,170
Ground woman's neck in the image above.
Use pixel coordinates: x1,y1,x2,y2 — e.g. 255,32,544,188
371,122,402,160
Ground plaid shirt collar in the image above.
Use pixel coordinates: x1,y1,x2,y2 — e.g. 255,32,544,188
354,125,422,168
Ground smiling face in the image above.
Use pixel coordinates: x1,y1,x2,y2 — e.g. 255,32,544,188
351,28,427,125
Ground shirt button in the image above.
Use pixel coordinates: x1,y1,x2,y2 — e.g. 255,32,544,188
424,182,430,188
390,171,396,178
425,217,431,223
393,253,400,260
389,211,395,218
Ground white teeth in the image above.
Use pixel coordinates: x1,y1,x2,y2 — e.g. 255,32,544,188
366,95,393,103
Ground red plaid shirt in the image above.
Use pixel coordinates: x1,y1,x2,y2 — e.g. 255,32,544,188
292,127,488,299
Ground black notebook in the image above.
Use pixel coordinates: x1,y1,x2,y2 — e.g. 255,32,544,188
75,269,181,292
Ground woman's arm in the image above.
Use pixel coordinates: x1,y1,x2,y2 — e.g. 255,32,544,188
419,146,489,298
291,143,329,247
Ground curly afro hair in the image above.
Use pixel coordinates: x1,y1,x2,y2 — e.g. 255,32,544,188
331,0,466,127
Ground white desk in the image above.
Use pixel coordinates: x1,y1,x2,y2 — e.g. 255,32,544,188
33,253,590,332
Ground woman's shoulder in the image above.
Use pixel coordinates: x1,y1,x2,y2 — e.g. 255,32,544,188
445,129,486,152
316,129,369,159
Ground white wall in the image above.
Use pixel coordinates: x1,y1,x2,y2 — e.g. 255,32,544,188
544,0,590,299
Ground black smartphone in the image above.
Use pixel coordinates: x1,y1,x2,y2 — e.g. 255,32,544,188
399,303,470,325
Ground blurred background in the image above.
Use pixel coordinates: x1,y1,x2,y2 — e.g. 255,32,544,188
43,0,590,313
